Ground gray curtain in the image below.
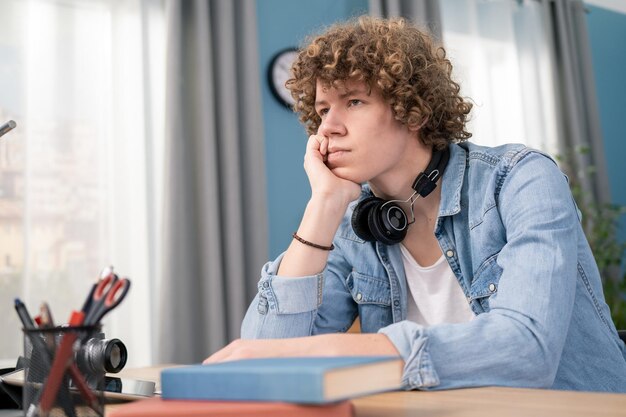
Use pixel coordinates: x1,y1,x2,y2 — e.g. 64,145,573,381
541,0,610,204
157,0,268,364
369,0,442,40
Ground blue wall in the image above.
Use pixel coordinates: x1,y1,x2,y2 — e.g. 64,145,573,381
586,5,626,245
256,0,368,258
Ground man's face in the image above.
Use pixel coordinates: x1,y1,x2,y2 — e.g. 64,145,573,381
314,79,416,185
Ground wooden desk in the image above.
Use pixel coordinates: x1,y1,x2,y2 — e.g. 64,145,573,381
352,387,626,417
112,367,626,417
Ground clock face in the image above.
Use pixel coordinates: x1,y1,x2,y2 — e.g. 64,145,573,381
268,48,299,109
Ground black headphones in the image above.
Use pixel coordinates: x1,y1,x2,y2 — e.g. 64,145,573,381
351,147,450,245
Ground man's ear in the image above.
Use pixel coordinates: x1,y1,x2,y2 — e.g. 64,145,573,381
408,117,428,132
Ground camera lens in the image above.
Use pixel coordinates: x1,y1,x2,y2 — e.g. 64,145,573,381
78,337,128,375
103,339,127,373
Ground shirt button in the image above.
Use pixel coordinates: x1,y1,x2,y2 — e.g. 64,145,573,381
393,300,400,307
446,250,455,258
489,283,497,292
262,281,269,288
356,293,363,301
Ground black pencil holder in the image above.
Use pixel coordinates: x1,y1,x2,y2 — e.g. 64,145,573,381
23,325,105,417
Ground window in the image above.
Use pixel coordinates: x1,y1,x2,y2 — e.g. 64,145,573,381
440,0,559,155
0,0,165,367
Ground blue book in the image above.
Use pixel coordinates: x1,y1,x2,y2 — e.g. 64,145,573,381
161,356,403,404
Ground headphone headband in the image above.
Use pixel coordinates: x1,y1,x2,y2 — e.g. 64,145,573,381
411,147,450,198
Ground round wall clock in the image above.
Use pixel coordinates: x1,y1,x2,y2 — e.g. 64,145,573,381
268,47,299,109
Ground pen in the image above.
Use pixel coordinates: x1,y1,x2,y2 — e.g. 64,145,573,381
0,120,16,138
38,303,55,346
39,302,54,328
14,298,35,330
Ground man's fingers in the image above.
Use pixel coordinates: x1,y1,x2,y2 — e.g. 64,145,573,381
307,134,326,154
203,343,234,364
320,137,328,158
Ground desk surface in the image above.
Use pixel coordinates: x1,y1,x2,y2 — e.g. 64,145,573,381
3,365,624,416
108,366,626,417
352,387,626,417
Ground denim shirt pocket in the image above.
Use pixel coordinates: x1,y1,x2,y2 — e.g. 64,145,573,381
469,253,502,312
346,270,392,332
346,270,392,305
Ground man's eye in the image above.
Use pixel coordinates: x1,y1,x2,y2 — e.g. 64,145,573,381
349,99,362,106
318,108,329,116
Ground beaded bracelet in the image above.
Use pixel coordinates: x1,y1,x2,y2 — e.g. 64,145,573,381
292,232,335,251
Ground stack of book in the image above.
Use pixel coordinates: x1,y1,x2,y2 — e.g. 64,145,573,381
109,356,403,417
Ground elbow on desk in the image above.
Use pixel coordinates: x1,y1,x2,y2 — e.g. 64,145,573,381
488,310,565,389
498,331,561,389
426,313,563,390
513,357,558,389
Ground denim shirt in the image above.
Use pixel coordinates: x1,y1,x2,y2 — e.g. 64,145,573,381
241,142,626,392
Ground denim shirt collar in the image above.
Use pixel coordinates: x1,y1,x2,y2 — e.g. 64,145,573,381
438,143,466,218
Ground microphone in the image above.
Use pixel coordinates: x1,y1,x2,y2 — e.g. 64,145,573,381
0,120,17,138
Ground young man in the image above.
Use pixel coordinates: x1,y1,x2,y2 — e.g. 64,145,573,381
205,16,626,392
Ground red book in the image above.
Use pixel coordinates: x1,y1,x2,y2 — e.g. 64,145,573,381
108,397,354,417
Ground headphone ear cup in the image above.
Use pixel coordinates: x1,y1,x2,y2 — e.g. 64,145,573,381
351,197,382,242
367,202,408,245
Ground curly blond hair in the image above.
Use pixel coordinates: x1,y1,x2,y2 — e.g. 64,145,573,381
286,16,472,149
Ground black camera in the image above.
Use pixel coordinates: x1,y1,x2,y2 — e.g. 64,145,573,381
76,333,127,375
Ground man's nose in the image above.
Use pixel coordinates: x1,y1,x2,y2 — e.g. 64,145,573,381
318,110,347,137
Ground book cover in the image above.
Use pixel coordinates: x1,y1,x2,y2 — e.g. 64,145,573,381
108,397,354,417
161,356,403,404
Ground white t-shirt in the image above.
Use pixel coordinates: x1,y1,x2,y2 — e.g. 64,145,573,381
400,244,475,326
